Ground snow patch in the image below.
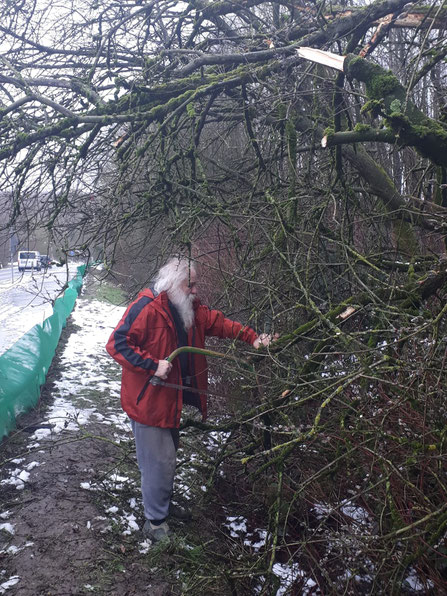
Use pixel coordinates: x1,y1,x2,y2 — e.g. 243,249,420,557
0,523,15,535
0,576,20,594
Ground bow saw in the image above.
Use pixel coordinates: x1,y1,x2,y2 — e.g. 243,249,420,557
150,346,254,396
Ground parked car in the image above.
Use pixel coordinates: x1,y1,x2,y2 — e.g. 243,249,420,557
40,255,53,269
18,250,41,272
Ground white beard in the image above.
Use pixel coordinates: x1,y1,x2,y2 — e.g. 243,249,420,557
168,286,195,330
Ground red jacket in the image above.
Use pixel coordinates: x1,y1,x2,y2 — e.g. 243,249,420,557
106,288,257,428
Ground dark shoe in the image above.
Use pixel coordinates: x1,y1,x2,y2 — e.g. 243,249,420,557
143,520,170,543
169,502,192,520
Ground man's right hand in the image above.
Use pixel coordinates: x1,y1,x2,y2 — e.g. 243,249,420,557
154,359,172,379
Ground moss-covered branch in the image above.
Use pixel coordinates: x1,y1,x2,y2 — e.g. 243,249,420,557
265,262,447,352
344,54,447,167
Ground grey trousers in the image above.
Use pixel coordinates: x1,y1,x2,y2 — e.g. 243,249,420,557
130,419,177,522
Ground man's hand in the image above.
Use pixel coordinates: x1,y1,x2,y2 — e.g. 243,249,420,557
253,333,279,349
154,359,172,379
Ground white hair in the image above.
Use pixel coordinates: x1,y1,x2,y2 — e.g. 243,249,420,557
153,257,196,294
153,257,197,329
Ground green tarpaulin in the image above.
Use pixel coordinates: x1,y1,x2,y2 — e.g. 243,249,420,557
0,265,87,439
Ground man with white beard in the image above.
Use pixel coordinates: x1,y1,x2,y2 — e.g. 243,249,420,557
106,257,275,542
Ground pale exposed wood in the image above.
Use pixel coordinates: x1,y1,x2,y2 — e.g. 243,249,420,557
296,47,346,72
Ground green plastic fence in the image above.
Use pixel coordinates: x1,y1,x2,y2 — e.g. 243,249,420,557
0,265,87,440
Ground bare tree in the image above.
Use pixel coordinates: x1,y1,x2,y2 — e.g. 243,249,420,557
1,0,447,592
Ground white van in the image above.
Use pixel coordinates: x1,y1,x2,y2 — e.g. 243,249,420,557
18,250,41,272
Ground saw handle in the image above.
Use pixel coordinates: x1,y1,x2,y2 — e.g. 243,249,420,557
150,356,173,386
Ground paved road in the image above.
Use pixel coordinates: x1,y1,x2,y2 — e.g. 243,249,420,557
0,263,81,355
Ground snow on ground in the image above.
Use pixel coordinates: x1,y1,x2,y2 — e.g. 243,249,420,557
0,294,137,592
223,514,317,594
0,576,20,594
